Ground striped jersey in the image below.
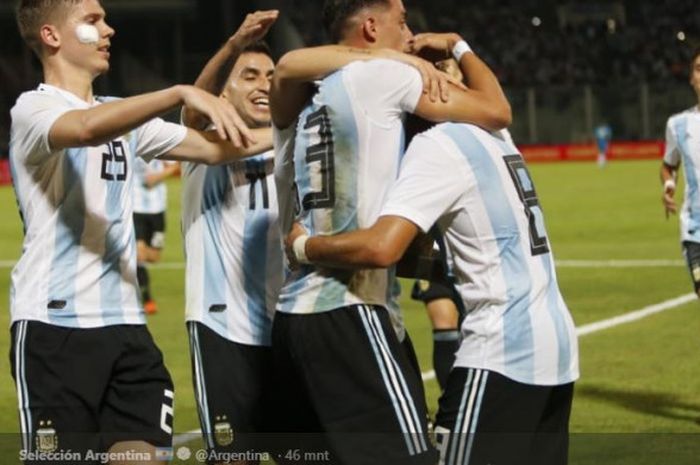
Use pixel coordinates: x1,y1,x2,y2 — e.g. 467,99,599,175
381,123,579,386
133,158,170,214
274,59,422,316
182,150,283,346
9,84,186,328
664,106,700,244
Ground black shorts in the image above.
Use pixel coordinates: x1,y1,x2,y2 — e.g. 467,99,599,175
435,368,574,465
682,241,700,293
9,321,174,461
187,322,276,455
411,280,455,304
271,305,437,465
133,212,165,249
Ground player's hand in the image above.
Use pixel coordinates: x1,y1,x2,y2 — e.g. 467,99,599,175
144,173,160,188
228,10,279,49
379,49,451,103
179,85,255,148
409,32,463,62
284,222,309,269
663,185,677,218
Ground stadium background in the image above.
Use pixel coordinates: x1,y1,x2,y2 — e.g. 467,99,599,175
0,1,699,463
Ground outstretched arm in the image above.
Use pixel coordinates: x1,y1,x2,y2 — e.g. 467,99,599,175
49,85,255,150
286,216,420,269
163,127,272,166
183,10,279,129
270,45,450,129
411,33,512,130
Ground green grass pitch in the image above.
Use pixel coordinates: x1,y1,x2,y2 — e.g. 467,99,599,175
0,159,699,464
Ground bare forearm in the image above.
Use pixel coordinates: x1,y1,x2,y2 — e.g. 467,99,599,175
457,52,511,128
306,231,390,269
164,127,272,165
50,86,186,150
275,45,378,83
271,46,384,128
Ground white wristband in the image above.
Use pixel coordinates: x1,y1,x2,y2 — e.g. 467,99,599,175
293,234,311,265
452,40,472,62
663,179,676,192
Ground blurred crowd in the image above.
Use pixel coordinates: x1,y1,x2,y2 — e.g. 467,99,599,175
288,0,699,87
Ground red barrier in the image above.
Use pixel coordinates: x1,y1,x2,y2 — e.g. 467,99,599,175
519,141,664,163
0,159,11,185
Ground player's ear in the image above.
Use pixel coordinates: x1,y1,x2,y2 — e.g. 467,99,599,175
361,16,379,43
40,24,61,50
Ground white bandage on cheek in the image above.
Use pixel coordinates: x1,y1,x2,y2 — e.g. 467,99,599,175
75,24,99,44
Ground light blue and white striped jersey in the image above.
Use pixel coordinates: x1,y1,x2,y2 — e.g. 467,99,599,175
274,59,422,316
182,150,283,346
664,106,700,244
9,84,186,328
133,158,170,214
381,123,579,386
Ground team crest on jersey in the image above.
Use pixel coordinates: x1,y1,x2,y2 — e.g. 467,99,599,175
214,416,234,446
35,420,58,453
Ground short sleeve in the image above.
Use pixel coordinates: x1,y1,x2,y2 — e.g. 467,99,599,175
380,132,465,232
10,92,72,164
345,60,423,125
663,118,680,167
133,118,187,162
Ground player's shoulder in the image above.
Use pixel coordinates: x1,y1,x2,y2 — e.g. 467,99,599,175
427,123,517,157
343,58,420,80
11,86,62,116
667,106,698,126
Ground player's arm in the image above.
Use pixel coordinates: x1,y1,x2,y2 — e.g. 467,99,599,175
270,45,449,128
661,120,680,217
163,127,272,165
411,33,512,131
286,216,420,270
49,85,255,150
183,10,279,129
660,162,678,217
144,162,180,188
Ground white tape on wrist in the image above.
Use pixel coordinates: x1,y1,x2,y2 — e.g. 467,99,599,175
452,40,472,62
663,179,676,192
293,234,311,265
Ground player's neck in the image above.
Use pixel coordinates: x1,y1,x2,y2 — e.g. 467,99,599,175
42,60,95,103
338,36,372,50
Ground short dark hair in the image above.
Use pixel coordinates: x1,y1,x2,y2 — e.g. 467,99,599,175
322,0,390,43
16,0,81,56
242,40,273,61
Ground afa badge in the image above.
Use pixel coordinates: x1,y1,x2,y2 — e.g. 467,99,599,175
214,416,234,447
35,420,58,453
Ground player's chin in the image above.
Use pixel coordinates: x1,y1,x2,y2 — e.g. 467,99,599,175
94,61,110,75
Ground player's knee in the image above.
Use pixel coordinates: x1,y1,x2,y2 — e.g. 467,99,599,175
427,299,459,329
136,241,149,262
148,249,162,263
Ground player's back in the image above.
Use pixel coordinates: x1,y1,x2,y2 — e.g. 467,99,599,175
390,122,579,385
277,59,423,315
